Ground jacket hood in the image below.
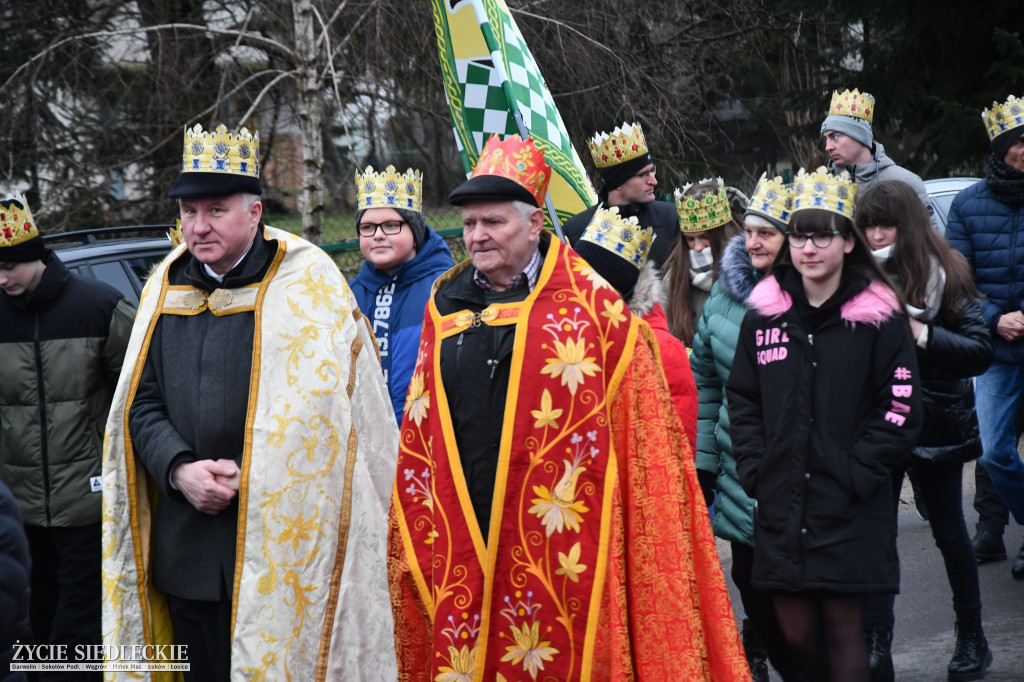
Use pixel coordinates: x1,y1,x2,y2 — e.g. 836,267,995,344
828,140,894,184
627,261,663,317
353,224,453,289
718,234,760,302
748,274,900,327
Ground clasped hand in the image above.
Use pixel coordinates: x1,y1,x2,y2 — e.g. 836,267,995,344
171,459,241,515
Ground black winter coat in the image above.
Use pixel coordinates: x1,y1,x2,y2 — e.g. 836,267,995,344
726,268,922,593
0,480,29,682
912,298,992,466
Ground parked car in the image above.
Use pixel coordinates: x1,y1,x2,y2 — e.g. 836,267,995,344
925,177,980,234
44,225,174,305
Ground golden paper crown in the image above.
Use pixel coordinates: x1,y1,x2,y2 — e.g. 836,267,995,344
580,205,655,269
791,167,857,221
355,165,423,213
982,94,1024,142
181,124,259,178
587,122,650,169
747,173,793,226
168,219,185,247
0,194,40,248
472,134,552,207
674,178,732,233
828,89,875,123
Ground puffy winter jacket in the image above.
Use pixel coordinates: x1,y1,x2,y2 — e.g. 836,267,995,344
0,253,135,527
912,297,992,465
349,225,453,423
726,268,922,592
945,178,1024,363
689,235,760,545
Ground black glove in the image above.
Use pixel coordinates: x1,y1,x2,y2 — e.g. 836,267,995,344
697,469,717,507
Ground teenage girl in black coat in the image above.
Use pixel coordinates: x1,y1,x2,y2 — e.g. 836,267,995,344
727,169,922,682
859,179,994,681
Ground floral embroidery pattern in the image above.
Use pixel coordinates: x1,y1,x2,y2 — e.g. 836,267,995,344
540,336,600,396
555,542,587,583
499,592,558,679
436,613,480,682
528,431,599,536
403,466,433,512
404,370,430,426
530,389,563,430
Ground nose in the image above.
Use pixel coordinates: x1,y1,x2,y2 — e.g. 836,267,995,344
648,174,658,187
825,138,835,152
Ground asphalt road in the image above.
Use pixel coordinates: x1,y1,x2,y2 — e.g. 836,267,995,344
719,460,1024,681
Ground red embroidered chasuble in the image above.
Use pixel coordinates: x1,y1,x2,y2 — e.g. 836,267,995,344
389,237,749,681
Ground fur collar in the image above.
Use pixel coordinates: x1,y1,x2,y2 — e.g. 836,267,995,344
748,275,900,327
718,234,759,302
627,261,663,317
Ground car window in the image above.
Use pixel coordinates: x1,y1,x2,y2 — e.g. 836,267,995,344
931,192,956,228
90,261,138,304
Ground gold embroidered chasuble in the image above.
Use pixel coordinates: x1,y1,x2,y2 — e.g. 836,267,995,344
390,237,749,681
102,226,399,680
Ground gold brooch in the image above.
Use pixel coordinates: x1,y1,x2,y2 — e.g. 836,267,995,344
180,289,206,310
207,289,233,311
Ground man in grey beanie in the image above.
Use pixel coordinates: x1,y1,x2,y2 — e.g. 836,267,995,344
821,88,933,215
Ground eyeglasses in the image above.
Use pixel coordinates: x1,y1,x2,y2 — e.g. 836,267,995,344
357,220,406,237
634,165,656,180
786,230,842,249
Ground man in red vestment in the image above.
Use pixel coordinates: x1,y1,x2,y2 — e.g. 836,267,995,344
388,134,749,681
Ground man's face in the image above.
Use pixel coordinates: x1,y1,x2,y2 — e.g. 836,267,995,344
1005,132,1024,172
608,163,657,205
0,260,45,297
823,130,869,167
461,200,543,290
180,193,262,276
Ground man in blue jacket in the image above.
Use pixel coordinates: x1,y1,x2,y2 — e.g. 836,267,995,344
946,93,1024,581
349,165,453,424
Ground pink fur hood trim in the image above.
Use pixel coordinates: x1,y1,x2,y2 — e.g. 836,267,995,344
747,276,900,327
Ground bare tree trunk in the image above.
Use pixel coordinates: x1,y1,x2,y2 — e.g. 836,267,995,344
293,0,324,244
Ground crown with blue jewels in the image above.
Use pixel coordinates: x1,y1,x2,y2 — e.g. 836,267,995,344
982,94,1024,142
355,165,423,213
579,205,655,269
675,177,732,233
791,167,857,221
180,124,259,178
0,194,39,248
747,173,793,226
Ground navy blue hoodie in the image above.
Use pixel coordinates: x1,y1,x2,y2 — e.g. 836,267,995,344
349,225,454,423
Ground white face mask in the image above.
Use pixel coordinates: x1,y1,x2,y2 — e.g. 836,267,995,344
689,248,715,291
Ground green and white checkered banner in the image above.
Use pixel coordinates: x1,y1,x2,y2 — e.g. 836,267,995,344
432,0,596,225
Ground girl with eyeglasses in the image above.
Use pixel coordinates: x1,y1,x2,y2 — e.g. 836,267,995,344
726,168,922,682
857,179,993,681
349,166,454,425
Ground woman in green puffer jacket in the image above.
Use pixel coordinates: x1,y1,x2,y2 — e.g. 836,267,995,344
689,174,796,682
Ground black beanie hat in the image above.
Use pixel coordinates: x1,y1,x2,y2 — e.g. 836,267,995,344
573,240,641,300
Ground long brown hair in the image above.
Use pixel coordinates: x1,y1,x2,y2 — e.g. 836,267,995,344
855,180,978,324
665,180,742,345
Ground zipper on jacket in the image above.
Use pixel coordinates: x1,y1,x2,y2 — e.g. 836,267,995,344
33,314,53,526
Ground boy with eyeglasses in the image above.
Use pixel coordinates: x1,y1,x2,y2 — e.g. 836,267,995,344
349,165,453,424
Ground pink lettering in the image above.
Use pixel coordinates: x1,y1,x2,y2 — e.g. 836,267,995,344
889,399,911,414
755,329,764,346
884,412,907,426
892,384,913,398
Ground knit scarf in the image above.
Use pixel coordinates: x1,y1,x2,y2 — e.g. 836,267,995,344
689,248,715,292
986,154,1024,207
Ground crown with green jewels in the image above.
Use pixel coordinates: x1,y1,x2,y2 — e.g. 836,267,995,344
791,167,857,221
0,194,39,248
355,165,423,213
675,178,732,233
747,173,793,226
579,205,655,269
181,124,259,178
982,94,1024,142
